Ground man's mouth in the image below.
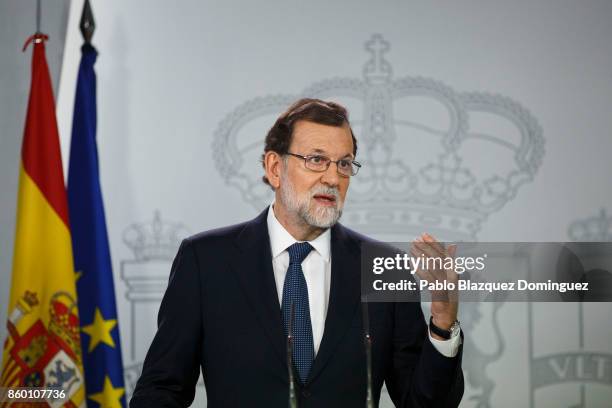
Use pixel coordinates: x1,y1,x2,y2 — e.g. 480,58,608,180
313,194,337,207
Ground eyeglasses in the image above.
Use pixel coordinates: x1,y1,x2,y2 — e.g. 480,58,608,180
286,152,361,177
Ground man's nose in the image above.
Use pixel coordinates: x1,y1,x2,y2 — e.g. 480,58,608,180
320,163,340,187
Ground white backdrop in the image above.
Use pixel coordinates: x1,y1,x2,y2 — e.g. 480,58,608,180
48,0,612,406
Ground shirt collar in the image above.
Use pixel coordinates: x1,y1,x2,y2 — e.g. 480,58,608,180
267,203,331,262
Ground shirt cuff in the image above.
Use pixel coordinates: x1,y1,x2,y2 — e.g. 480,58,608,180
428,327,462,358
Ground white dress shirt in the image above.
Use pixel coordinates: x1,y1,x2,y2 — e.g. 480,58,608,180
267,204,461,358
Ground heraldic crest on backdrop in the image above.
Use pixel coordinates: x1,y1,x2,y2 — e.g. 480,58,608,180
212,34,544,241
116,35,612,407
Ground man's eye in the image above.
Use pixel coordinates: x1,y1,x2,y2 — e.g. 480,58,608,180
338,160,351,169
310,156,325,164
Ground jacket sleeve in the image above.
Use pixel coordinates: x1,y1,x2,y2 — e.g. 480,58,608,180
385,301,464,408
130,238,203,408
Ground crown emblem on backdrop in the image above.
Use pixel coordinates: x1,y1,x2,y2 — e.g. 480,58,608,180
568,209,612,241
212,34,544,240
123,211,190,260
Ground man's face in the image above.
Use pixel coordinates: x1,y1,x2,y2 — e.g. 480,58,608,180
278,120,354,229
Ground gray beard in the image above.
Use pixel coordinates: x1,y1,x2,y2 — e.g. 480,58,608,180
279,173,343,229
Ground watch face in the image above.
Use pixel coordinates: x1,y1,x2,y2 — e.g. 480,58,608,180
450,322,461,337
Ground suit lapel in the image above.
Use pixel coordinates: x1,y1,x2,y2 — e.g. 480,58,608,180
307,223,361,383
230,208,287,369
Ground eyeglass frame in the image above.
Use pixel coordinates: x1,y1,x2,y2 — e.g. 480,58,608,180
285,152,362,177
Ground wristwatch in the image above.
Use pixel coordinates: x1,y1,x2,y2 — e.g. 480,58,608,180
429,316,461,340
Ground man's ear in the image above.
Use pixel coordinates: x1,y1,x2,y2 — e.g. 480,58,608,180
264,151,282,189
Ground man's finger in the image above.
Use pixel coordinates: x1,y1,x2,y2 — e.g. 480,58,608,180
410,244,447,282
411,241,446,262
411,241,461,284
421,233,447,256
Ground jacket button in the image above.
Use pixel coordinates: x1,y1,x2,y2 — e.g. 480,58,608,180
302,390,311,398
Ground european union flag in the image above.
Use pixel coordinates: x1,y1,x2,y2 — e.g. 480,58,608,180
68,42,126,408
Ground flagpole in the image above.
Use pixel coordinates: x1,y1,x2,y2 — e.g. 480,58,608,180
22,0,47,54
36,0,41,34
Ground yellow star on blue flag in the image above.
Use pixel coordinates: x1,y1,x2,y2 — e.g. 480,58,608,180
88,376,125,408
82,308,117,352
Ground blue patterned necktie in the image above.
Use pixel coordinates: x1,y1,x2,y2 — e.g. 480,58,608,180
281,242,314,384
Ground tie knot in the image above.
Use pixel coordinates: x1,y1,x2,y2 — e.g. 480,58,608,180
287,242,313,264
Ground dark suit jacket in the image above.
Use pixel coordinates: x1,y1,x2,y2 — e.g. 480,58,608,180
130,208,464,407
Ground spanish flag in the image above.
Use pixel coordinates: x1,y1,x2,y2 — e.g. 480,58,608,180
1,34,85,407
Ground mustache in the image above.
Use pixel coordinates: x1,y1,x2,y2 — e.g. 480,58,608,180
309,186,341,201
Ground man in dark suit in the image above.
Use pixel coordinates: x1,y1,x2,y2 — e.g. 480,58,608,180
130,99,464,407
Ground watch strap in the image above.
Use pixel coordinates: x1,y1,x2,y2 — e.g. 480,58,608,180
429,316,455,340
